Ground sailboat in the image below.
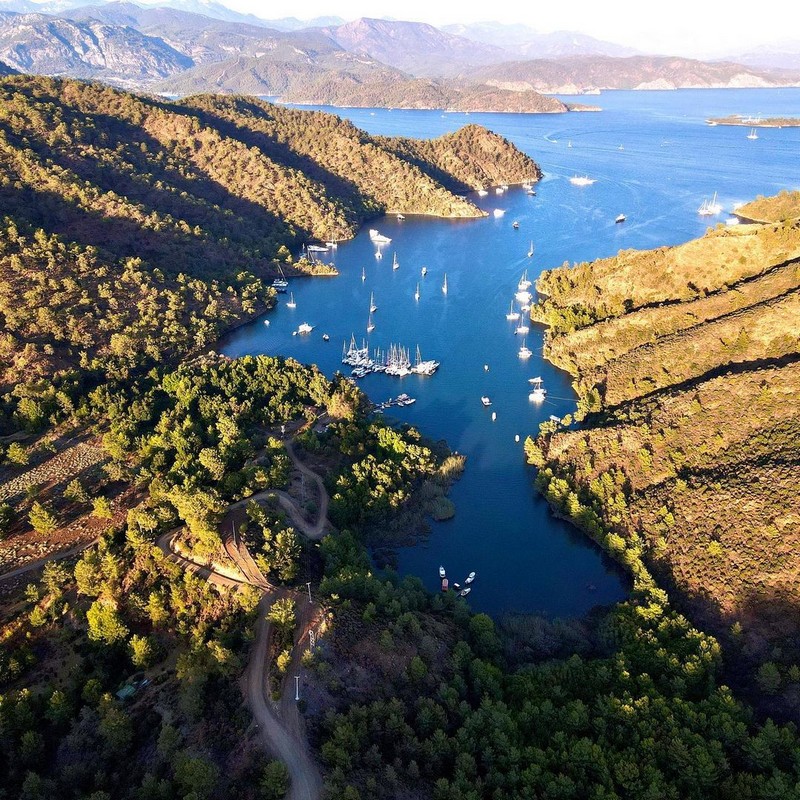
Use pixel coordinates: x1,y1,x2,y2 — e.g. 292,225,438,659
747,128,759,140
515,322,530,335
506,301,520,321
518,270,532,291
421,266,428,277
366,310,375,334
370,292,377,313
442,273,448,295
392,252,399,271
528,376,546,402
286,292,296,309
698,191,722,216
527,241,534,258
414,282,420,301
361,266,366,282
518,338,532,359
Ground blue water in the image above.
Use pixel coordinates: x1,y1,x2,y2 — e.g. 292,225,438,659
221,89,800,617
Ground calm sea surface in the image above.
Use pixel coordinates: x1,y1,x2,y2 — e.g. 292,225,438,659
221,89,800,617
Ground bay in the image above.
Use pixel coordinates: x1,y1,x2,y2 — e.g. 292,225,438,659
220,88,800,617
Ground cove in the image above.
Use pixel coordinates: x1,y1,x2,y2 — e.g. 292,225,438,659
220,88,800,616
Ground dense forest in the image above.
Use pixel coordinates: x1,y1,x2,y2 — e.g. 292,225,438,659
0,74,539,433
529,207,800,720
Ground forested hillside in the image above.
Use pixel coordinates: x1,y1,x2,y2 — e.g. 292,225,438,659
529,211,800,718
0,75,538,427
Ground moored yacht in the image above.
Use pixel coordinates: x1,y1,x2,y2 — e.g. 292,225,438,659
369,229,392,243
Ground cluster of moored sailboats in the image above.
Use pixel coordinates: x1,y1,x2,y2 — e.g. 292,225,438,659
342,337,439,379
439,565,476,597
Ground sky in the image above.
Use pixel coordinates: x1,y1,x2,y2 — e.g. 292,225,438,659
224,0,797,57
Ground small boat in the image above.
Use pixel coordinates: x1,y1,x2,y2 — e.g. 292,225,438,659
515,323,530,335
370,292,377,313
271,278,288,293
518,338,532,359
526,188,536,196
465,572,476,584
442,274,448,295
495,187,505,195
264,319,270,326
512,220,519,229
375,251,382,260
369,229,392,243
481,396,492,407
297,322,314,334
453,583,461,590
361,266,366,282
459,587,471,597
515,289,532,304
615,214,626,224
477,189,488,197
569,175,596,186
421,266,427,276
747,128,758,140
491,411,497,421
392,252,399,271
484,364,489,371
366,310,375,334
698,191,722,216
397,213,405,220
325,241,338,248
493,209,506,218
442,578,449,592
528,376,546,402
518,269,532,291
286,292,296,308
549,415,561,422
322,333,330,341
439,565,446,578
527,241,534,258
567,141,572,148
414,283,420,301
307,244,329,253
506,301,520,321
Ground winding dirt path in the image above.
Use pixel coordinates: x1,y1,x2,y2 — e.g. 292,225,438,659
1,438,329,800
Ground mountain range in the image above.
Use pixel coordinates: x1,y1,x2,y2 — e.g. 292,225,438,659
0,1,798,108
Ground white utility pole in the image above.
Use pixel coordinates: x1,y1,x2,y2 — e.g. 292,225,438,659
306,581,312,604
294,675,300,702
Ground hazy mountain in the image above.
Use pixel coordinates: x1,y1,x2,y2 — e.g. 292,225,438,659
256,14,345,31
0,57,16,72
154,44,568,114
442,21,637,59
469,55,800,93
321,17,509,77
731,40,800,70
0,11,191,84
62,2,308,65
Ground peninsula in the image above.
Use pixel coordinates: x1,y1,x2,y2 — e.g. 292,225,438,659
529,199,800,720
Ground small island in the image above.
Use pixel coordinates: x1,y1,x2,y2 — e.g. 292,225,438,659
706,114,800,127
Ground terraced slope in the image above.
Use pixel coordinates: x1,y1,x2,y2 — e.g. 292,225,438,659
530,207,800,717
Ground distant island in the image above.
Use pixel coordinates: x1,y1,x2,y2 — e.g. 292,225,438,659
707,115,800,127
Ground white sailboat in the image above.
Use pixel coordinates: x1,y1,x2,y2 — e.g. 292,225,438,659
518,270,532,291
698,191,722,216
528,376,546,402
518,338,532,359
506,301,520,321
370,292,377,313
442,273,448,295
569,175,596,186
286,292,296,309
527,241,534,258
369,229,391,243
392,252,399,271
361,266,366,282
375,250,382,260
366,310,375,334
515,322,530,335
747,128,759,140
414,282,420,301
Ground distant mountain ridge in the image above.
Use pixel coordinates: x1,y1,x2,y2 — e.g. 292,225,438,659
442,21,638,59
320,17,509,77
469,54,799,93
